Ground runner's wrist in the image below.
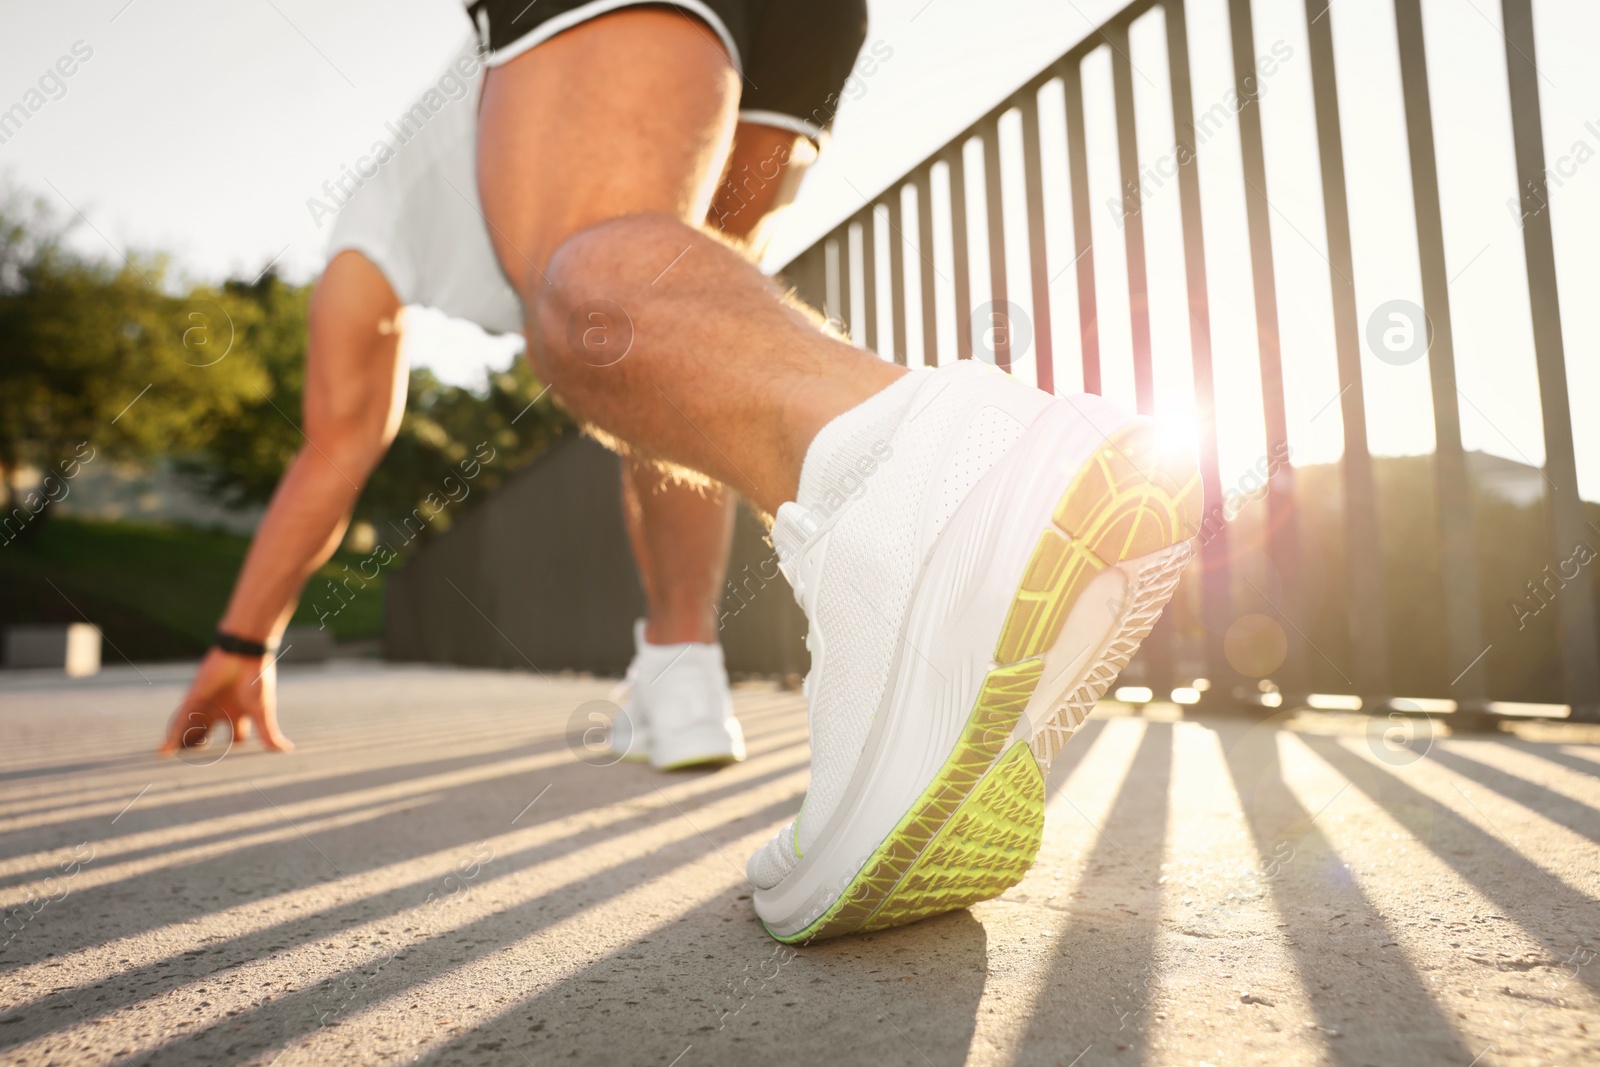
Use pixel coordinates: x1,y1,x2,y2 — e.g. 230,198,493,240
212,629,278,658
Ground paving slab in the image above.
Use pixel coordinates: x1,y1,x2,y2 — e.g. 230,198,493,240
0,663,1597,1066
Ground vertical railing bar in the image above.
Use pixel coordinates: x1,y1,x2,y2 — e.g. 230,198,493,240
1304,0,1393,706
1393,0,1491,712
1108,20,1155,414
832,235,844,331
1019,89,1056,393
823,238,837,326
887,187,910,366
1228,0,1306,701
1062,60,1101,393
1500,0,1600,722
981,114,1012,372
1110,12,1172,697
915,164,940,367
946,143,975,361
1163,0,1229,703
837,224,855,343
861,206,879,354
785,243,827,322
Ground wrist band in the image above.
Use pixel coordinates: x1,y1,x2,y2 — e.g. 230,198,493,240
213,629,275,657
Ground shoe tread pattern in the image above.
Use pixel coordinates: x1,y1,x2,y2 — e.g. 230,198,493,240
771,658,1042,942
771,420,1199,942
996,421,1201,664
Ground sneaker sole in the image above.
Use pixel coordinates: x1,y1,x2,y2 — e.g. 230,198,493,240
765,420,1200,942
655,751,744,771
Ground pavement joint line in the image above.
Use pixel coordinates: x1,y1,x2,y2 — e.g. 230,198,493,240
112,783,152,824
511,783,552,824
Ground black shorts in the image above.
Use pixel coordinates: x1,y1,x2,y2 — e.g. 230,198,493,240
463,0,868,142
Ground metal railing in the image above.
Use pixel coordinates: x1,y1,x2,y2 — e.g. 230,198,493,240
777,0,1598,722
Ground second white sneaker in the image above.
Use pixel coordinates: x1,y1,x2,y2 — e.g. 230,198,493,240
616,620,746,770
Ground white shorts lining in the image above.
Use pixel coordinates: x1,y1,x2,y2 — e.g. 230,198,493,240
738,108,828,149
483,0,743,75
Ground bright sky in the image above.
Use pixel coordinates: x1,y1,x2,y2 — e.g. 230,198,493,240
3,0,1596,500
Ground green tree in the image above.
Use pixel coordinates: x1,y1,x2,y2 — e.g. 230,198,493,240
0,185,267,539
180,274,571,539
174,272,312,508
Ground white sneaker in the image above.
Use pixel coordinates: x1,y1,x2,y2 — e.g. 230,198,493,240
748,361,1200,941
617,620,746,770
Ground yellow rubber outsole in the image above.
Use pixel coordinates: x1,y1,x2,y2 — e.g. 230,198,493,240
769,421,1200,943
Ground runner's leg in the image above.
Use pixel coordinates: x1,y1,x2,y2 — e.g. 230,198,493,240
477,8,901,516
619,119,818,645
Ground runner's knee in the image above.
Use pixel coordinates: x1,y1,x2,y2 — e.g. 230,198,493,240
529,214,696,381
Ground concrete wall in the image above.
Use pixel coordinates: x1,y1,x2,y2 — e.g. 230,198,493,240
383,434,809,678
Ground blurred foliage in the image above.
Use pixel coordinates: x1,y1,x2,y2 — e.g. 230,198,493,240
0,515,387,654
359,357,567,534
0,187,269,506
0,179,570,547
172,272,311,510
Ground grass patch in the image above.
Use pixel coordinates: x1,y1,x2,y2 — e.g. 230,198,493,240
0,516,385,654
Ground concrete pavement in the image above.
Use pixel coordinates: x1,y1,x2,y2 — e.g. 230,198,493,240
1,662,1597,1066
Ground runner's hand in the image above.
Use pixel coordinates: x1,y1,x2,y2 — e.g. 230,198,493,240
158,647,293,756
